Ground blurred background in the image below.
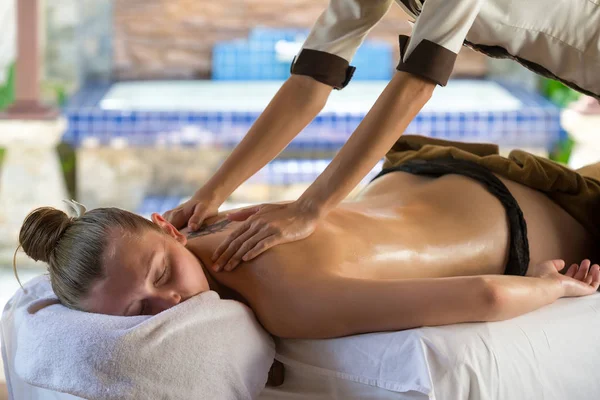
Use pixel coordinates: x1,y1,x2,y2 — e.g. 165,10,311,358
0,1,597,394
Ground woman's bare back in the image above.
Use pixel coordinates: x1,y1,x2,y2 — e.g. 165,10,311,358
186,169,595,335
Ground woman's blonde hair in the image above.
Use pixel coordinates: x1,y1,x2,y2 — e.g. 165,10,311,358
15,206,160,310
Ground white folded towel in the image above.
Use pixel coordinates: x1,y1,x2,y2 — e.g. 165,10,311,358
2,275,275,400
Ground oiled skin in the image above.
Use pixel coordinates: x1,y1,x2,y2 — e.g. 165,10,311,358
185,170,594,338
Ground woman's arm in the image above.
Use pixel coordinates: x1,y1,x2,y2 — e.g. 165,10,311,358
260,260,599,339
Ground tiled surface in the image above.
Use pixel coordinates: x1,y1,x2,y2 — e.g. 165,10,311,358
63,80,564,150
212,27,393,81
244,159,384,185
136,160,384,218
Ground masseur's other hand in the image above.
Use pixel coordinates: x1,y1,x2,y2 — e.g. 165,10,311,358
529,259,600,297
163,193,220,231
211,201,319,272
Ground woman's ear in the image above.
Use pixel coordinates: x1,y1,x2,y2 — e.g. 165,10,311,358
151,213,187,245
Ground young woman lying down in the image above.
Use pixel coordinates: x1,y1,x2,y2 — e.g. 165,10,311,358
15,136,600,339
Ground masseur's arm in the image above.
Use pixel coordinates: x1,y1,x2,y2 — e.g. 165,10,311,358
297,72,434,213
212,0,486,271
260,260,600,339
204,75,331,204
212,71,435,271
165,75,332,230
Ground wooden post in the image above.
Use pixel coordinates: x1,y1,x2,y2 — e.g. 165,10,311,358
2,0,58,119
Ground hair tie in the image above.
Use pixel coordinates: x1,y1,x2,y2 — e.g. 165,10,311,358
62,199,87,219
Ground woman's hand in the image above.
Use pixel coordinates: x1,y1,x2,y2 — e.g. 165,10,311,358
211,201,320,272
528,259,600,298
163,193,220,231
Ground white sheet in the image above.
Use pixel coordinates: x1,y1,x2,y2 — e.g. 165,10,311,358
273,293,600,400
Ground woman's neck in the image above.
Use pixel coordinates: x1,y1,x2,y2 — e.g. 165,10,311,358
199,261,249,305
182,219,250,304
200,262,226,294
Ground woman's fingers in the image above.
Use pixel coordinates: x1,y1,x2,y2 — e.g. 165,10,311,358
209,201,319,272
212,222,254,270
223,229,273,272
188,203,209,231
164,201,204,231
566,263,578,278
227,206,261,222
163,206,185,229
588,264,600,288
243,236,280,262
585,264,596,285
574,259,591,281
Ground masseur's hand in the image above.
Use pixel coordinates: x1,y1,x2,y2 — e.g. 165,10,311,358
211,201,319,272
163,192,220,231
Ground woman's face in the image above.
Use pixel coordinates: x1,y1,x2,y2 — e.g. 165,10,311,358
84,214,209,316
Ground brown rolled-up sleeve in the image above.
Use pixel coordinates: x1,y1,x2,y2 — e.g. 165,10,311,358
291,49,356,90
290,0,394,89
396,0,484,86
396,35,457,86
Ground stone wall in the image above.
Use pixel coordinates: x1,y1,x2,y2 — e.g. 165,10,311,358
113,0,487,80
45,0,112,86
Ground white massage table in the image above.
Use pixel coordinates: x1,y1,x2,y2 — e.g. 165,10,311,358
3,280,600,400
3,370,426,400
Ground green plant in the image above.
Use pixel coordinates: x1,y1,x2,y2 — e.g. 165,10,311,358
0,144,76,199
540,79,580,108
56,142,77,199
548,136,575,164
0,63,15,111
42,80,70,107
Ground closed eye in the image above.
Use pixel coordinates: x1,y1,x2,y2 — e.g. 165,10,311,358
155,260,169,286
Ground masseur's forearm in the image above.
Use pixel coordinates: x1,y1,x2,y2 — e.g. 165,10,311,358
296,71,435,216
200,75,332,203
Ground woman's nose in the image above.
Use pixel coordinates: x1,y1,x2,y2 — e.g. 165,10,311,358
154,291,182,312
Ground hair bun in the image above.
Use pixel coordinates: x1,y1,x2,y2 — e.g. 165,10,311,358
19,207,71,263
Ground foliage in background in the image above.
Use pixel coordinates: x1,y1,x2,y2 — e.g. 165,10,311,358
0,59,74,197
540,78,580,164
56,143,77,199
42,80,70,107
540,78,581,108
0,144,76,200
0,63,15,111
549,136,575,164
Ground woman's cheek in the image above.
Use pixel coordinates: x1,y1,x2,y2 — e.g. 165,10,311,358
177,253,209,292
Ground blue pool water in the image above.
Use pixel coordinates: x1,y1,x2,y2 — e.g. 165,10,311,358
64,79,564,150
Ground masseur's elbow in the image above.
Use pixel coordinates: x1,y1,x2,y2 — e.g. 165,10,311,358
395,71,435,99
287,74,332,111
